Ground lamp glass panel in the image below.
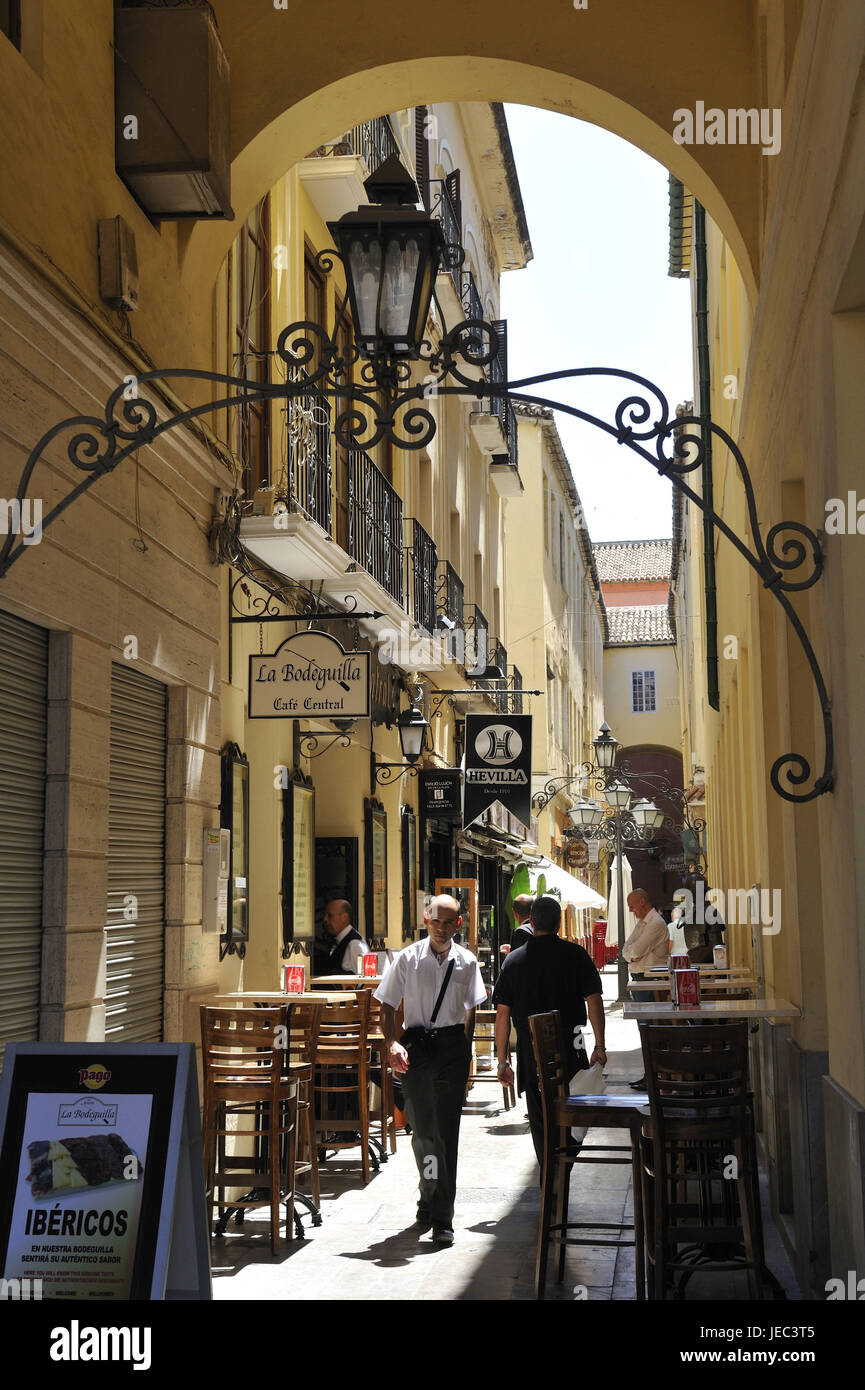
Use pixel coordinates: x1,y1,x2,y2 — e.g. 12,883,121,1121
381,235,421,349
348,236,384,340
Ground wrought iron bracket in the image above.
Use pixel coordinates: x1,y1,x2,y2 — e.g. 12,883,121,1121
3,310,833,803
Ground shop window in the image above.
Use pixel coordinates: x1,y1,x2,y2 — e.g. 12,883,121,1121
632,669,657,713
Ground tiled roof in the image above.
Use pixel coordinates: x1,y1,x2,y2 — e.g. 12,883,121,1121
593,539,673,583
605,605,674,646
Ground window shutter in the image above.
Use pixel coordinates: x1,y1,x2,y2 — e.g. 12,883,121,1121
414,107,430,209
632,671,644,713
445,169,462,234
645,669,657,711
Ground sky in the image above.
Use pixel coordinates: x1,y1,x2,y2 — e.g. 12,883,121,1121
500,106,694,543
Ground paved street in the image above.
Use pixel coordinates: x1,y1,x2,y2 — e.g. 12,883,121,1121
212,970,801,1302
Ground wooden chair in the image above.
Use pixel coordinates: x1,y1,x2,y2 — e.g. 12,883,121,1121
366,988,397,1160
287,997,323,1225
200,1004,309,1254
313,991,373,1183
472,1007,515,1110
529,1010,647,1301
638,1021,765,1299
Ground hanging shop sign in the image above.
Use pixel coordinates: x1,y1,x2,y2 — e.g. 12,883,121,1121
249,630,370,720
0,1044,210,1300
568,839,590,869
463,714,533,830
419,768,463,821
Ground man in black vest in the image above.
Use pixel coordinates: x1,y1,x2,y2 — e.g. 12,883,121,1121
323,899,369,975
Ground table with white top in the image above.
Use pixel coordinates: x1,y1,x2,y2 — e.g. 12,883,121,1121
623,998,800,1020
628,977,758,993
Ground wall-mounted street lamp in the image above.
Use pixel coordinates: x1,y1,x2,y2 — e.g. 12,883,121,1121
373,689,434,785
328,156,447,361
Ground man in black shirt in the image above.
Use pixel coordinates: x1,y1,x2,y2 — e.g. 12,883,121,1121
509,894,535,951
492,894,606,1165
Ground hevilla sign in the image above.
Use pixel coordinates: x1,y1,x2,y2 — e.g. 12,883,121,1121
463,714,532,829
249,630,370,720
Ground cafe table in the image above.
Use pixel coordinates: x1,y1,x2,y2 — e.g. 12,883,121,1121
623,997,800,1020
628,977,758,993
310,975,383,988
209,990,347,1006
646,965,751,977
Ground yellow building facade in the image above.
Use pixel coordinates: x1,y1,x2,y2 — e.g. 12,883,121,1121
1,0,863,1296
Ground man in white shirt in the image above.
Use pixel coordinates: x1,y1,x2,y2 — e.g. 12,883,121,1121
622,888,670,1090
622,889,670,974
323,899,369,976
376,895,487,1246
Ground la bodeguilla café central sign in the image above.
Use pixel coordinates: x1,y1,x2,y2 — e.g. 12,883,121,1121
249,631,370,720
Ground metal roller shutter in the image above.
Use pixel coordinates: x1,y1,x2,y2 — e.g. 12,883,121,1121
0,609,48,1070
105,664,167,1041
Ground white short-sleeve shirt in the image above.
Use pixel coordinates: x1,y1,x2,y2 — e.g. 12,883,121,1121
374,938,487,1029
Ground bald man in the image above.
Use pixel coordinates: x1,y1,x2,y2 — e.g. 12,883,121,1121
323,899,369,975
376,895,487,1245
622,890,670,974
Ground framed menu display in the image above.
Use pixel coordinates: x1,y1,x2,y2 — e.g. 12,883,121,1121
0,1043,210,1300
365,798,388,943
281,774,315,948
434,877,478,955
401,806,418,942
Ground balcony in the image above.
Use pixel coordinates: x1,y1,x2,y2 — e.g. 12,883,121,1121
510,666,524,715
407,518,438,634
492,639,508,712
461,268,483,324
437,560,465,629
298,115,400,224
430,179,462,301
241,407,446,668
465,604,490,681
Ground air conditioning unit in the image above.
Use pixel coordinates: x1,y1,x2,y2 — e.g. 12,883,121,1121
114,4,232,220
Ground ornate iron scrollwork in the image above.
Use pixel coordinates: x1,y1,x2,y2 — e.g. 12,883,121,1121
3,301,832,804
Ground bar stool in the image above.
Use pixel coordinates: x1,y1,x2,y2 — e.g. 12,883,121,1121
529,1010,647,1300
200,1004,308,1254
287,998,323,1227
366,988,397,1161
638,1021,765,1299
473,1007,516,1110
313,991,373,1183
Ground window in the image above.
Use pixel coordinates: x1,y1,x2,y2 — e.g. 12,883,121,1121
231,194,271,494
632,669,657,713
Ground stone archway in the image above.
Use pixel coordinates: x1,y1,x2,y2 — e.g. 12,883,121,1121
175,0,767,365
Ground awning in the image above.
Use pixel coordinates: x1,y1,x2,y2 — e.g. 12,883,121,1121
525,857,606,909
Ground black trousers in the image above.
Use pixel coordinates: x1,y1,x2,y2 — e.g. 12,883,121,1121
522,1049,588,1167
401,1027,471,1227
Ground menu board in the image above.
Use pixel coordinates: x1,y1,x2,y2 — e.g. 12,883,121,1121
0,1044,210,1301
293,783,315,939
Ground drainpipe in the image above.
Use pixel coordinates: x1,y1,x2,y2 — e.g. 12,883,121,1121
694,201,720,710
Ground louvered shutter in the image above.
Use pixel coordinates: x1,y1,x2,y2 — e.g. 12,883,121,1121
445,169,462,234
0,609,48,1069
105,664,167,1041
414,106,430,209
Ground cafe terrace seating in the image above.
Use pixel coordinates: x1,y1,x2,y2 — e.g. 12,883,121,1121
529,1009,647,1300
200,1003,308,1255
313,991,372,1183
638,1020,766,1299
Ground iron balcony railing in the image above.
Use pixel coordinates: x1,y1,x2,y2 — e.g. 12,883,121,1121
431,179,462,297
510,666,524,715
465,604,489,677
347,447,404,606
492,639,508,712
493,397,519,472
315,115,400,175
279,379,332,533
436,560,464,629
407,518,438,634
461,268,483,323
